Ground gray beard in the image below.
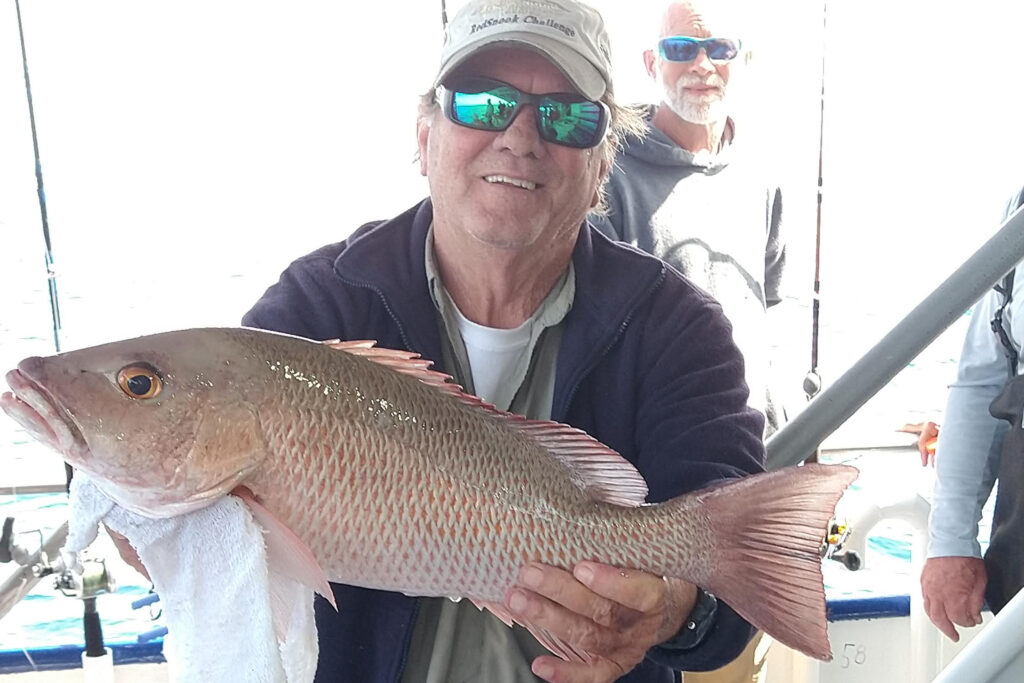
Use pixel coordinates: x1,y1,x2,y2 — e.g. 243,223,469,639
664,83,728,125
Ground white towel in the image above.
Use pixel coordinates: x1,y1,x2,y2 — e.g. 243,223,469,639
65,474,318,683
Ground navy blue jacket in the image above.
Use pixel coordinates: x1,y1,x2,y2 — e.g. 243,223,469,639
242,199,765,682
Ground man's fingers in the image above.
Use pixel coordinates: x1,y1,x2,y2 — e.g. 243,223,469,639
515,563,633,630
969,574,988,619
531,654,624,683
947,600,981,629
507,583,623,656
936,613,960,642
572,561,665,614
924,596,960,642
952,598,983,628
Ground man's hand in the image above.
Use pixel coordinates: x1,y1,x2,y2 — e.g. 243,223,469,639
505,561,696,683
921,556,986,641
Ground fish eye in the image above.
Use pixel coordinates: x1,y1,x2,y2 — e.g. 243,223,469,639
117,365,163,399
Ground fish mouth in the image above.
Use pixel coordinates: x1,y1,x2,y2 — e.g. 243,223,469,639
2,365,88,460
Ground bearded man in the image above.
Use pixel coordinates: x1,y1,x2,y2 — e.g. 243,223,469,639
591,0,791,457
589,3,793,679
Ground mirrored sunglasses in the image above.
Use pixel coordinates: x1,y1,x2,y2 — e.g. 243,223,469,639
437,77,610,149
657,36,742,63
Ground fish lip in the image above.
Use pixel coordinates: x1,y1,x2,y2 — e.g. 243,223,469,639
2,367,88,459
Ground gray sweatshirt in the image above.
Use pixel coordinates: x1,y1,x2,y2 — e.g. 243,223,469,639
590,107,786,434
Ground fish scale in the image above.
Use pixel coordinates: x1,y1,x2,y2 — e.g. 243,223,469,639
250,345,654,596
249,336,590,570
1,326,859,661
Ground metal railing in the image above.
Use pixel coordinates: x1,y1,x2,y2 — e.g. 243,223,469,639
932,588,1024,683
764,202,1024,681
767,204,1024,469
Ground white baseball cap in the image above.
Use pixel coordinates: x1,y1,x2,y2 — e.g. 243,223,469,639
434,0,614,100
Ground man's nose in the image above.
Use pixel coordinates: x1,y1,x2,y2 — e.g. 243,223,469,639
688,48,714,75
496,106,545,157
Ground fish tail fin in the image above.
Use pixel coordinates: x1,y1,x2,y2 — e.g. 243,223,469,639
693,463,858,661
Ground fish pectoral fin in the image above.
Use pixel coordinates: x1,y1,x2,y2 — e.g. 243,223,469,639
232,487,337,611
472,599,594,664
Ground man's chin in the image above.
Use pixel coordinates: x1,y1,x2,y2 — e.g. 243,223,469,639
667,98,727,126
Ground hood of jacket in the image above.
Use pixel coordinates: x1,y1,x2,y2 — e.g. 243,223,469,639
621,104,736,172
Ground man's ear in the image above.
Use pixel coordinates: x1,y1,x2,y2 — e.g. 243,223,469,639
416,114,432,176
643,49,657,79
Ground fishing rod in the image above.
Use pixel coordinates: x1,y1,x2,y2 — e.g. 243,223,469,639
10,5,116,676
15,0,62,355
15,0,73,489
802,0,828,404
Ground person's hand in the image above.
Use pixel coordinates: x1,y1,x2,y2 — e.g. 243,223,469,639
104,525,151,581
921,556,986,641
897,421,940,466
505,561,696,683
917,421,939,467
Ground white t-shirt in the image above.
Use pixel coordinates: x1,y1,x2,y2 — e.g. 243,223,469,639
453,306,532,410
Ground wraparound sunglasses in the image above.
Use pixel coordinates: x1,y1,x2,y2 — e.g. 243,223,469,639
657,36,742,63
437,77,610,149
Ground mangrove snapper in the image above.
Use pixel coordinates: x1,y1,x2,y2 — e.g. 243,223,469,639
1,327,857,661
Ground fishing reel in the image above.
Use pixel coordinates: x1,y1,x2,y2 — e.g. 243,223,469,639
54,555,116,600
820,517,862,571
2,515,118,663
0,515,116,600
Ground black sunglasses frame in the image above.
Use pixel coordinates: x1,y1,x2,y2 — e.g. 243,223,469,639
436,77,610,150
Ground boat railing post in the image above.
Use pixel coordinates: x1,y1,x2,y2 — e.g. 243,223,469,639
841,492,938,683
906,497,940,683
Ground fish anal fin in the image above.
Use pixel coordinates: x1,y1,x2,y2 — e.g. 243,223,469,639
231,486,337,611
471,599,594,663
471,598,514,627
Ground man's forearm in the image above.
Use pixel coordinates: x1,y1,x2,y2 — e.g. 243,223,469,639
928,384,1005,557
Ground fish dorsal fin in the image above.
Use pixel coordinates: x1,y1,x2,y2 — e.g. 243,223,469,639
323,339,648,507
496,417,649,507
324,340,464,392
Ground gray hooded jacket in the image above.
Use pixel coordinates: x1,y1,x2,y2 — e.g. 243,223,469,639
590,107,786,434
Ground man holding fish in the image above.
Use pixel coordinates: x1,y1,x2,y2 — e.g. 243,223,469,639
1,0,857,681
238,1,834,681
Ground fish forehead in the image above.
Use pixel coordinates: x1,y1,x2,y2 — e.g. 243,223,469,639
26,328,242,385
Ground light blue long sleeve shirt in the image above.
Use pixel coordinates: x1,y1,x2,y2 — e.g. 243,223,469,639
929,196,1024,558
